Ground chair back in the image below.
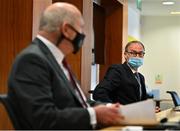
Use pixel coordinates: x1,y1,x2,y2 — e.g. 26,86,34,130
0,94,21,129
166,91,180,107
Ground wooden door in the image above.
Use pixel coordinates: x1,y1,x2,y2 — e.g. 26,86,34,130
93,0,128,80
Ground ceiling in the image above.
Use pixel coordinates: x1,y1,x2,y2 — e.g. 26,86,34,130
128,0,180,16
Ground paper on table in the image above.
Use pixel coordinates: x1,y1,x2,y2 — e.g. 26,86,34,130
119,99,158,125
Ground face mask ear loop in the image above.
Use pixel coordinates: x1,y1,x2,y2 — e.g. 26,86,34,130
56,34,64,47
56,23,68,47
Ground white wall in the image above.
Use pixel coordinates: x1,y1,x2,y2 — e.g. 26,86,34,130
140,16,180,99
128,6,141,40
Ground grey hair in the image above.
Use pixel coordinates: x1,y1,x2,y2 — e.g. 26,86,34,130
39,5,77,32
125,40,145,52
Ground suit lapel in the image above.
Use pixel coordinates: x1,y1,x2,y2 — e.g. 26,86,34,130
122,62,140,99
32,38,83,106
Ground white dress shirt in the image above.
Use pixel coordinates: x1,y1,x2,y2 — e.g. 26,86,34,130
36,35,97,127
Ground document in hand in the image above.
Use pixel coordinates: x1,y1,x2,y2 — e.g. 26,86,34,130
119,99,158,125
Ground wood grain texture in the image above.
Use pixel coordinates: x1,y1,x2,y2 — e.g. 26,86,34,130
0,0,33,129
0,0,33,92
99,4,123,80
32,0,52,39
93,0,128,80
81,0,93,97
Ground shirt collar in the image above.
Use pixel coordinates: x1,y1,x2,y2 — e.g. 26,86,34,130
126,62,137,73
37,35,64,64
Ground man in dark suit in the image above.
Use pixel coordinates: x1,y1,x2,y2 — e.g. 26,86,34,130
93,41,148,105
7,2,124,129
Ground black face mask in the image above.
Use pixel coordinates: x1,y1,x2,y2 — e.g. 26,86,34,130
56,25,85,54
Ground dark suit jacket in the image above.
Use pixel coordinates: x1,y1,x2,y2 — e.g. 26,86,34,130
93,62,147,105
8,38,95,129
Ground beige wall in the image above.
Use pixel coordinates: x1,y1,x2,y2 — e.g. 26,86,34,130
140,15,180,99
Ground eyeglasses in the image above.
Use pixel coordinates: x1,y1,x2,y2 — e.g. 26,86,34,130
126,51,145,57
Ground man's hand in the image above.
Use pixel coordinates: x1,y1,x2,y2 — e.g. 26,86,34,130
94,103,124,127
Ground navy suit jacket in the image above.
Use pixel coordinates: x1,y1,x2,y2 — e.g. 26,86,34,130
8,38,95,129
93,62,147,105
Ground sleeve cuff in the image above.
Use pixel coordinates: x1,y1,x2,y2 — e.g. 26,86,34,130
87,107,97,129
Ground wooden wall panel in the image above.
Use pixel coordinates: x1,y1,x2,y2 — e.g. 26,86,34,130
0,0,33,93
92,0,128,80
32,0,52,39
81,0,93,97
0,0,14,93
107,4,123,65
0,0,33,129
93,3,106,64
122,0,128,62
99,5,123,80
13,0,33,55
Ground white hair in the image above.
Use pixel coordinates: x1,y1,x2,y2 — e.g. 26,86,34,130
39,3,79,32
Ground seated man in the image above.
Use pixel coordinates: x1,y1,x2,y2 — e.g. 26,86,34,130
7,2,124,129
93,41,148,105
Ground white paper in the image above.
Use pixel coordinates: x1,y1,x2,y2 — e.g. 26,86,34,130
122,126,143,131
119,99,158,125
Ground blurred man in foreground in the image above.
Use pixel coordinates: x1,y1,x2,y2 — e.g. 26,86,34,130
7,2,124,130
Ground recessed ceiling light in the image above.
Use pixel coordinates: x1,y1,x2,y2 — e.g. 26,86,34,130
171,12,180,15
162,1,175,5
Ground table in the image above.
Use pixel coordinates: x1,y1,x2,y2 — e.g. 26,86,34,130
101,108,180,130
156,108,180,122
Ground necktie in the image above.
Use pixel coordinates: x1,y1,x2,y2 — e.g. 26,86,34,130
134,72,142,100
62,58,88,108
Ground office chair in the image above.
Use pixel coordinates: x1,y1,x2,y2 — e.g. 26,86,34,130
0,94,22,129
166,91,180,110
